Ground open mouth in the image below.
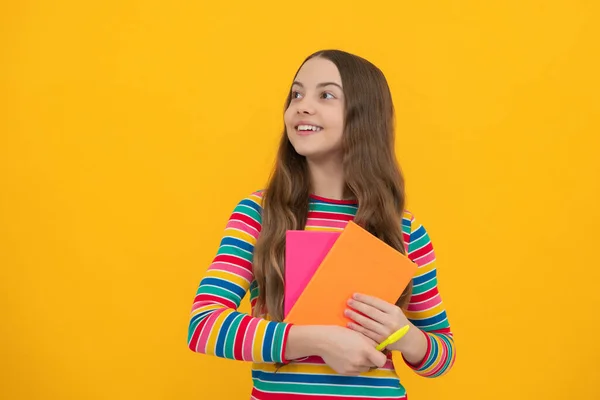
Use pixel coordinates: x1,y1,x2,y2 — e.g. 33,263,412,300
295,124,323,133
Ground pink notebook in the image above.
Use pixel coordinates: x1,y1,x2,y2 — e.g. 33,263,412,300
284,231,340,317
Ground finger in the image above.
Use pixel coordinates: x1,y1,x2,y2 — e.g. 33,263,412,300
345,308,389,337
366,349,388,369
353,293,398,314
347,321,385,344
347,299,387,323
357,365,374,373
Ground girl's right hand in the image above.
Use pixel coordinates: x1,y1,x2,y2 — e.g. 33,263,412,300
316,325,387,375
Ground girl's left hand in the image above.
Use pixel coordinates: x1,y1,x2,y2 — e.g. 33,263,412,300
344,293,412,352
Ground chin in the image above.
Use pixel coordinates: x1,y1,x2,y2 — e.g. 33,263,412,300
291,147,315,158
287,135,342,160
293,147,340,162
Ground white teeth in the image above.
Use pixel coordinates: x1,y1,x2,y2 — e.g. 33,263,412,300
297,125,321,132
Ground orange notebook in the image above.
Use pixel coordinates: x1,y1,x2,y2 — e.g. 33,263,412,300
283,221,418,327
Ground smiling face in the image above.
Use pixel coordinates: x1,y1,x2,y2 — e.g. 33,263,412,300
284,57,345,162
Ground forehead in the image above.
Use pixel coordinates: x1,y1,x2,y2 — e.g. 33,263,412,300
294,57,342,86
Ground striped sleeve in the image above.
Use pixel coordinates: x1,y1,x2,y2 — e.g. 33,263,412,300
187,193,292,363
403,215,456,377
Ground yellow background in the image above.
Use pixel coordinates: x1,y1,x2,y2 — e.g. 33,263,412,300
2,1,599,399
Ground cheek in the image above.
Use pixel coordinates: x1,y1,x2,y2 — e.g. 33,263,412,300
329,107,344,129
284,107,294,127
329,111,345,135
330,114,345,146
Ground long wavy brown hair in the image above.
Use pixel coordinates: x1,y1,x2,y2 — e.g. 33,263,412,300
252,49,412,322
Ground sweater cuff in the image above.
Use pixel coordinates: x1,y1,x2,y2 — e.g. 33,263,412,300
403,329,431,372
278,323,294,364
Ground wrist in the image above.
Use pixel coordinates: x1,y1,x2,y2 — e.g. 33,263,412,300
285,325,329,360
389,323,423,353
391,323,428,366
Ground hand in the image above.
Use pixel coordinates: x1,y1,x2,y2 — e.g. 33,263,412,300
315,326,387,375
344,293,412,352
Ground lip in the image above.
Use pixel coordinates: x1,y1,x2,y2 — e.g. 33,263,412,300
297,129,320,136
294,120,320,127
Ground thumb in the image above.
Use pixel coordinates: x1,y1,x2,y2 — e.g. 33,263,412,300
367,348,387,368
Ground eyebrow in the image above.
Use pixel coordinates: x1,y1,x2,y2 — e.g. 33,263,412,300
292,81,343,90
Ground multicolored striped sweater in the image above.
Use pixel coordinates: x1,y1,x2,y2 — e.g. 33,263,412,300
188,191,455,399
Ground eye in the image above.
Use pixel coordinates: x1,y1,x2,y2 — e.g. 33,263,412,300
321,92,335,99
291,90,303,99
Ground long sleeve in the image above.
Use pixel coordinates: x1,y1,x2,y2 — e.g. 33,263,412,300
187,193,292,363
403,214,456,378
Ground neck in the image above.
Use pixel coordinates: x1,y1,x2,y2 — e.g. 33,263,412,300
306,155,349,201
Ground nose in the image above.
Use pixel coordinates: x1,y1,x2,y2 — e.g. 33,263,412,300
295,97,316,115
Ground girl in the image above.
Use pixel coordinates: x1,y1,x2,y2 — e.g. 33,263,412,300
187,49,456,399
